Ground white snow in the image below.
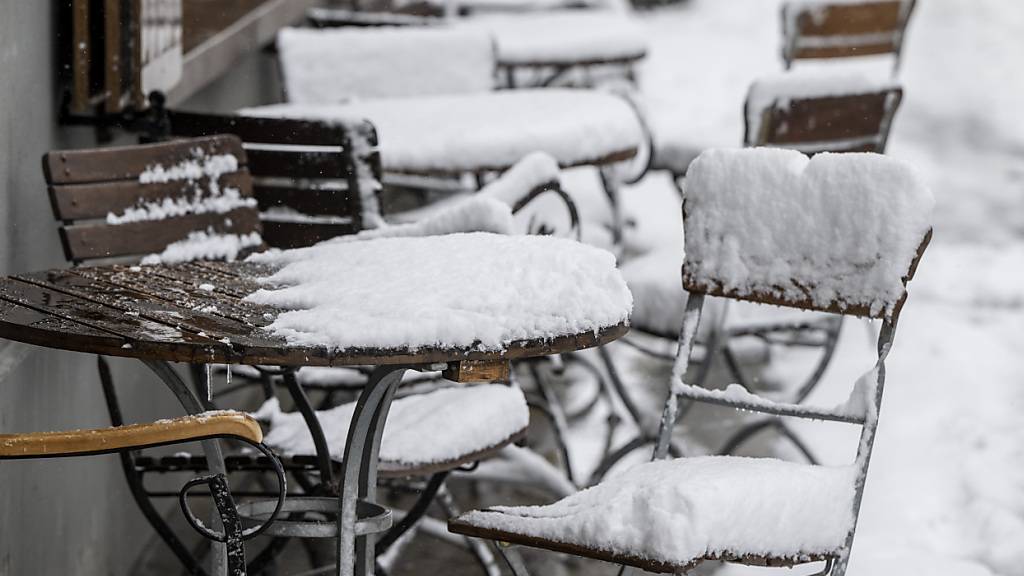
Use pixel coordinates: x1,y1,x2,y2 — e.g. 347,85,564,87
245,233,631,351
276,27,496,104
682,148,933,318
460,456,857,565
140,229,263,265
253,384,529,465
343,196,516,241
744,70,901,146
240,89,644,174
457,10,647,65
477,151,561,205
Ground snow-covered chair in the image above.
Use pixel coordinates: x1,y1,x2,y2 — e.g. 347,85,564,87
782,0,917,73
450,148,934,575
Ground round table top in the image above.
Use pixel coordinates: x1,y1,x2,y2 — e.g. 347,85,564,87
0,261,627,367
241,89,642,176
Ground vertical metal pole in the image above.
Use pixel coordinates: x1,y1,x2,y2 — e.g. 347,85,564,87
653,294,704,460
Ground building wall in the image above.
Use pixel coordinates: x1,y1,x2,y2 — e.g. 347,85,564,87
0,2,282,573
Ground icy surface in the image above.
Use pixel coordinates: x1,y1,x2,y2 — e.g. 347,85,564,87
253,384,528,465
245,233,631,351
140,229,263,265
276,27,495,104
462,456,857,565
745,70,901,146
457,10,647,65
241,89,643,173
683,148,933,318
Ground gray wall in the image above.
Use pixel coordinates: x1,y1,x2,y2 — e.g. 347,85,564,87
0,2,282,573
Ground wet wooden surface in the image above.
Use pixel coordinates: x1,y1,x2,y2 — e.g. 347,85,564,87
0,261,628,367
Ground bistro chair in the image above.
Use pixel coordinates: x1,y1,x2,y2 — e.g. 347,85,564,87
451,147,934,576
781,0,917,72
596,71,905,480
39,135,529,575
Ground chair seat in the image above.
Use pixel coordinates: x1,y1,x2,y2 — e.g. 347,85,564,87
255,384,530,476
449,455,856,573
241,89,643,174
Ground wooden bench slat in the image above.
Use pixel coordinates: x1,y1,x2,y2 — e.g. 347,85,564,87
246,148,350,180
168,110,348,146
61,207,261,261
261,221,361,250
254,183,357,217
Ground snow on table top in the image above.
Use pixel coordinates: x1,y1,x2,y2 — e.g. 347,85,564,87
460,455,857,565
683,148,933,319
253,384,528,465
240,89,643,173
245,232,631,351
745,70,901,146
276,26,495,104
457,10,647,65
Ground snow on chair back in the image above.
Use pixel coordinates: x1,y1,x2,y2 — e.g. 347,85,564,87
43,135,262,265
744,71,903,154
682,148,932,322
781,0,916,71
276,26,496,104
167,111,384,249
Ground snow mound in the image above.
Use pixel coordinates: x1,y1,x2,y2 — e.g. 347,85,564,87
745,70,901,146
277,27,495,104
241,89,644,173
458,456,857,566
141,229,263,265
245,232,632,351
338,196,516,240
253,384,528,465
683,148,933,318
478,151,560,205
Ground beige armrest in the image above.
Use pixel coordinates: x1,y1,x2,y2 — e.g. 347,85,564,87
0,411,262,459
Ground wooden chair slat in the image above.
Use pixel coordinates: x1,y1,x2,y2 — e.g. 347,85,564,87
792,42,899,61
43,134,247,185
168,110,347,146
0,413,262,459
254,184,358,217
760,90,902,150
60,207,261,261
49,171,253,221
261,221,361,250
246,148,351,180
794,1,903,37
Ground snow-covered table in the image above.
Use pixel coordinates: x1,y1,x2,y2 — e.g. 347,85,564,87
241,88,644,176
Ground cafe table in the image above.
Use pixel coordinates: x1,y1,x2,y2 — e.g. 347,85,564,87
0,259,628,576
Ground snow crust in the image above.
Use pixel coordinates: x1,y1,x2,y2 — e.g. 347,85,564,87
682,148,933,318
241,89,644,173
458,10,647,65
140,229,263,265
745,70,901,146
253,384,528,465
245,233,631,351
276,27,495,104
461,456,857,565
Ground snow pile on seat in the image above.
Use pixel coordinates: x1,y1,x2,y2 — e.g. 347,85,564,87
141,229,263,265
241,89,644,173
745,70,900,146
253,384,528,465
683,148,933,318
277,27,495,104
342,196,516,240
458,456,857,566
478,152,561,206
458,10,647,65
245,232,631,351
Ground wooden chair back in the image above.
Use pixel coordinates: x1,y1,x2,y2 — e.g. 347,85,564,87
744,78,903,155
781,0,916,70
167,111,384,249
43,135,261,265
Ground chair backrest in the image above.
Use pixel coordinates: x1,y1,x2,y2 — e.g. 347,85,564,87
276,26,496,104
681,147,932,323
744,71,903,154
781,0,916,70
167,111,384,249
43,135,263,265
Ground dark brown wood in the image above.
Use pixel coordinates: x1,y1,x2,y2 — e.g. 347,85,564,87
182,0,273,53
442,360,511,384
43,135,247,185
61,207,261,261
0,263,630,367
261,221,360,250
104,0,123,114
448,514,832,574
757,90,903,150
71,0,91,114
168,110,350,146
786,0,915,63
254,184,357,217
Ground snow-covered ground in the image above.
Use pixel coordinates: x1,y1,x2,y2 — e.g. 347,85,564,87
554,1,1024,574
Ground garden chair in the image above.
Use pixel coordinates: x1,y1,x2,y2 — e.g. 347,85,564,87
450,147,934,576
42,135,531,575
596,71,905,480
781,0,917,72
0,412,286,576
